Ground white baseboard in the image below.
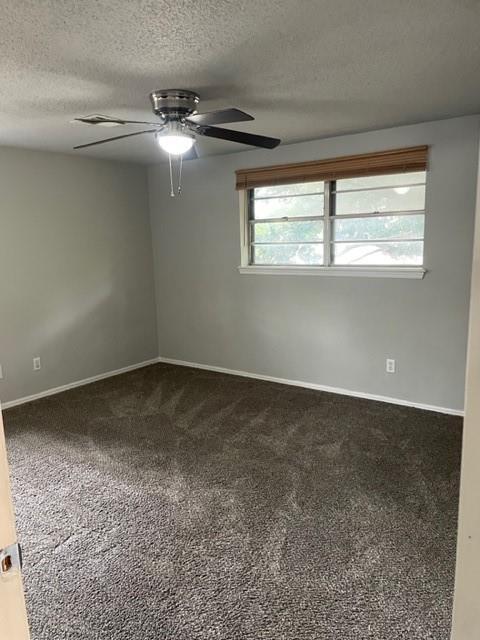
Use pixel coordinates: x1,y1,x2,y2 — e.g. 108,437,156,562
0,358,160,410
157,356,465,417
1,355,464,417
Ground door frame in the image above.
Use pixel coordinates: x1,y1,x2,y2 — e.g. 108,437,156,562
450,138,480,638
0,404,30,639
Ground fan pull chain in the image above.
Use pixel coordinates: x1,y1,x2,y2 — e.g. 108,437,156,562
168,153,184,197
178,154,183,195
168,153,175,197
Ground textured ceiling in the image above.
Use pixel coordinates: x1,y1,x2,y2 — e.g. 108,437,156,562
1,0,479,164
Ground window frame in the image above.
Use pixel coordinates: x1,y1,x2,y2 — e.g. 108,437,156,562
238,173,427,279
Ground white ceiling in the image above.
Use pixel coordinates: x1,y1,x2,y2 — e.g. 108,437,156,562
1,0,479,164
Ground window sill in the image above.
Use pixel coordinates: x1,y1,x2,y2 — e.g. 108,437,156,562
238,265,426,279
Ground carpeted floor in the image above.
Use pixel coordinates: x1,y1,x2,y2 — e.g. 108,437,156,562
4,363,462,640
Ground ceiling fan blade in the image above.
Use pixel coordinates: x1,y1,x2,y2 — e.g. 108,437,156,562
186,108,254,127
197,126,281,149
74,115,163,127
73,128,158,150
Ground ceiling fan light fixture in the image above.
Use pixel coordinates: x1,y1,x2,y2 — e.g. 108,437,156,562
157,134,195,155
156,123,194,155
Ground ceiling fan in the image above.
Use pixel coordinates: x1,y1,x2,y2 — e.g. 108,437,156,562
73,90,281,195
73,89,281,156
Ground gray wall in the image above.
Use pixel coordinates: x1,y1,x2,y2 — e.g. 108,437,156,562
148,116,480,412
0,147,158,405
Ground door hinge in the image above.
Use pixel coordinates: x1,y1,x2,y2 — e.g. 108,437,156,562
0,542,22,576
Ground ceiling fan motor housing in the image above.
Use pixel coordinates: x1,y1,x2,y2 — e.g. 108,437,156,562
149,89,200,120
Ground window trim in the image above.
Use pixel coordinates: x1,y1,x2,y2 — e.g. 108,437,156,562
238,265,426,278
238,178,427,279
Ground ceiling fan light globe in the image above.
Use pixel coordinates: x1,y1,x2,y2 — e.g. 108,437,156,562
157,134,194,155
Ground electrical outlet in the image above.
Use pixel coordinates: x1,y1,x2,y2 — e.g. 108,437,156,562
386,358,396,374
0,364,3,380
33,357,41,371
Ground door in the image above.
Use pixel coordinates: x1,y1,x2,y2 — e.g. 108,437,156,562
0,405,30,639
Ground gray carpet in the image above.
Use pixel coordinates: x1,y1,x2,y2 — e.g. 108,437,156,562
4,363,462,639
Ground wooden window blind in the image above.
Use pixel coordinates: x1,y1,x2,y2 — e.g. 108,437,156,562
235,145,428,191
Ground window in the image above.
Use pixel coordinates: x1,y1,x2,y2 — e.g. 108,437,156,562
250,181,325,266
247,171,426,269
237,146,428,277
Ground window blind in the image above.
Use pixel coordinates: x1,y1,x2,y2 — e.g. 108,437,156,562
235,146,428,191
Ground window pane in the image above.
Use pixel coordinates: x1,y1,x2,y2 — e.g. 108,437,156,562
335,184,425,215
253,194,324,219
333,241,423,266
253,220,323,243
254,181,324,198
333,214,424,241
337,171,426,191
253,243,324,265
